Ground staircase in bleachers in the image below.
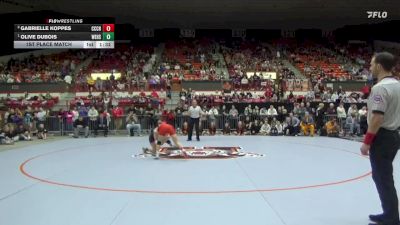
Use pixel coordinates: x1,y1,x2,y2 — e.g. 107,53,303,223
164,91,181,110
282,60,305,79
72,54,95,75
53,92,76,111
214,52,229,79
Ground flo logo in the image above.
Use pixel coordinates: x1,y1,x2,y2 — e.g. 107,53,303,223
367,11,388,19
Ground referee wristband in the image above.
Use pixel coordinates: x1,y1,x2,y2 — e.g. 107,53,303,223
363,132,376,145
156,141,162,145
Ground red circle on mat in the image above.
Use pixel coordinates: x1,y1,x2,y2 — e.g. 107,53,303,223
19,145,371,195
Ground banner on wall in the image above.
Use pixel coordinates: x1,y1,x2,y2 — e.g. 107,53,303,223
286,79,310,91
246,72,277,80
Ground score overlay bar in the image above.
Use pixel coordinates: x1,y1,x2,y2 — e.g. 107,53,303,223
14,41,114,49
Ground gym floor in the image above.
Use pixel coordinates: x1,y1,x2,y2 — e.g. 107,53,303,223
1,135,399,225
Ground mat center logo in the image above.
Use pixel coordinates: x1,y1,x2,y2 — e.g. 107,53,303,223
133,147,265,159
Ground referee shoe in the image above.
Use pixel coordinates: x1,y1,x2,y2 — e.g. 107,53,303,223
369,214,385,223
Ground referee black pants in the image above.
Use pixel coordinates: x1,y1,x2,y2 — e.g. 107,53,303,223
370,128,400,222
188,117,200,140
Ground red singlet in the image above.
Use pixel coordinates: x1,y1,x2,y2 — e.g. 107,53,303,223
158,122,176,136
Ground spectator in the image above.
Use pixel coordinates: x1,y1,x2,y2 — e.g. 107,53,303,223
64,74,72,84
23,107,34,133
64,109,74,132
326,103,337,115
345,113,361,136
270,117,280,136
151,89,159,98
95,77,103,91
57,108,65,128
73,116,89,138
87,76,95,90
358,105,367,117
15,124,32,141
5,108,14,124
223,121,231,135
276,106,286,122
336,103,347,131
229,105,239,118
358,105,368,134
267,105,278,118
347,104,358,117
77,105,88,118
1,125,14,145
360,83,371,99
305,88,315,102
282,120,289,135
325,118,340,137
37,123,48,139
181,121,189,135
71,107,79,122
236,120,246,135
95,111,109,137
300,112,315,136
284,113,300,136
315,103,326,133
36,107,47,129
221,105,229,118
199,109,208,134
331,91,339,103
260,121,271,135
111,105,124,130
244,117,252,135
244,105,253,116
275,121,284,135
250,120,261,135
305,102,315,115
166,109,175,126
253,106,260,116
4,124,18,142
259,107,268,116
88,106,99,131
126,111,142,136
208,105,219,123
297,102,307,119
208,121,217,136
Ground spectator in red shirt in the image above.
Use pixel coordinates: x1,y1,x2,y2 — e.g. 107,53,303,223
151,90,159,98
166,109,175,126
111,105,124,130
361,83,371,99
264,87,273,99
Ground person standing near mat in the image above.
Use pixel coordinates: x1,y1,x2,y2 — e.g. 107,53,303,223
360,52,400,225
187,99,203,141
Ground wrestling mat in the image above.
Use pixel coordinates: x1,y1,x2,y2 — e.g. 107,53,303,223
132,146,266,159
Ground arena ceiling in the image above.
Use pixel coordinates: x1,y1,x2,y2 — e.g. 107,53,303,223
0,0,399,29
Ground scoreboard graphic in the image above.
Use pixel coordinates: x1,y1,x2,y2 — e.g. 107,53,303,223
14,18,115,49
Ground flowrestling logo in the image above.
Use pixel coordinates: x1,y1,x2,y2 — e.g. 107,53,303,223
367,11,388,19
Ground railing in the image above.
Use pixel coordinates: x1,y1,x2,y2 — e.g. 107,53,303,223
15,113,367,136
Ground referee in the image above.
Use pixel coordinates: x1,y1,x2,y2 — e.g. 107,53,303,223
360,52,400,225
187,99,203,141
